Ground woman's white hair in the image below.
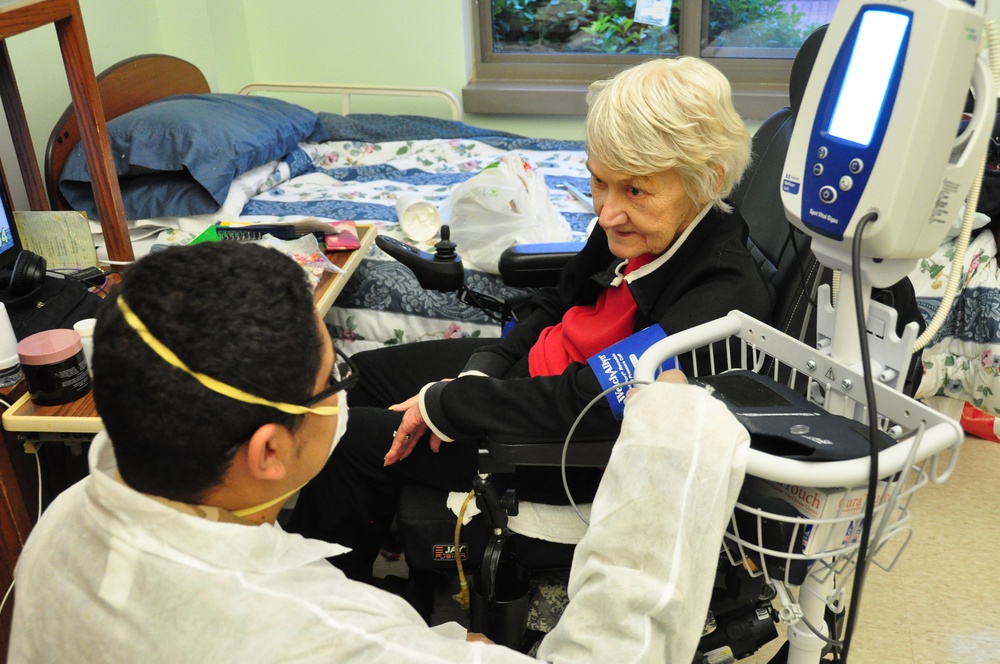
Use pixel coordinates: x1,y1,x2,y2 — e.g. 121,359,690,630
586,57,751,212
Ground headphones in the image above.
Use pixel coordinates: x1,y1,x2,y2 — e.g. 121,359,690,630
0,250,47,308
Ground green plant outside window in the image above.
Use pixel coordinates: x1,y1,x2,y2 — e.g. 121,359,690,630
491,0,831,57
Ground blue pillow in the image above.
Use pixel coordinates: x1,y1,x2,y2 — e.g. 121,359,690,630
60,172,220,223
59,94,330,220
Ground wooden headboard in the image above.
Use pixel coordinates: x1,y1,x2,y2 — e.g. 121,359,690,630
44,54,210,211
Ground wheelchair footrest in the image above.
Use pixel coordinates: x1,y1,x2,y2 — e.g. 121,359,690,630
470,579,531,649
471,531,531,647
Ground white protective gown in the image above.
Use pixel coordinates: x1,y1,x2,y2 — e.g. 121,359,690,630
9,381,749,663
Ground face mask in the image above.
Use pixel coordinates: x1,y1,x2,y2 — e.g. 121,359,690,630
327,391,349,460
231,392,349,519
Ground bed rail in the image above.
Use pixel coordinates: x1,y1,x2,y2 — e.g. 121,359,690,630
237,82,463,121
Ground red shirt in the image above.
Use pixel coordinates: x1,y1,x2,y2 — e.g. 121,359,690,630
528,253,657,377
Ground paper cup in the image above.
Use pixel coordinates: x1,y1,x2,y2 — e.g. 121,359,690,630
396,193,441,243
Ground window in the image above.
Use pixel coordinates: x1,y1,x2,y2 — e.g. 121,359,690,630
464,0,836,120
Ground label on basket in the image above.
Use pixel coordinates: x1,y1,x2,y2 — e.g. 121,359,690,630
702,646,737,664
587,325,674,420
742,476,895,555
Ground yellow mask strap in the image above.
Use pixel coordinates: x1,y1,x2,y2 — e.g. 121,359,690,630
116,296,338,416
231,482,307,518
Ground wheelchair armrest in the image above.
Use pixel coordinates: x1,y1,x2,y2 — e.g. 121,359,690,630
479,431,614,474
498,243,581,287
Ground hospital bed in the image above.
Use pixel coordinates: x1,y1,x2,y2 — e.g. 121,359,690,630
44,54,593,355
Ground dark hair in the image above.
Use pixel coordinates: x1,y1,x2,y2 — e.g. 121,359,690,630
92,242,322,502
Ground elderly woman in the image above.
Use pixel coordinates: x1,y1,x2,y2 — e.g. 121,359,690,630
286,57,775,581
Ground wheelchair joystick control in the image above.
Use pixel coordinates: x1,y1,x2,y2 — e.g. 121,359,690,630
376,224,515,323
374,229,464,293
433,225,458,261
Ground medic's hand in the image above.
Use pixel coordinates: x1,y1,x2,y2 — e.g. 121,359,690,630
466,631,494,644
656,369,688,384
625,369,688,404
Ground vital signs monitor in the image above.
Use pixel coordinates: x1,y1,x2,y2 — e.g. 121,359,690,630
782,0,995,288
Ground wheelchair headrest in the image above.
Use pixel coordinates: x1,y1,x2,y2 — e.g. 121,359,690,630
789,25,827,115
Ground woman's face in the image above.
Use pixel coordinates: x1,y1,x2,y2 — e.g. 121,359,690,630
588,157,702,259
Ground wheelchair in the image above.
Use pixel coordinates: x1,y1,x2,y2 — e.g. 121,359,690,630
373,18,952,659
379,23,959,660
371,29,838,662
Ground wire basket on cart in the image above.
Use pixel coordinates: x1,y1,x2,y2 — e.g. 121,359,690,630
635,310,964,647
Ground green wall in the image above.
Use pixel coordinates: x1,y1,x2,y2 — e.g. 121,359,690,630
233,1,583,140
0,0,586,208
0,0,165,207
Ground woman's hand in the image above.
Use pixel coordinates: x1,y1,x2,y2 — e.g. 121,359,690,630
384,380,453,466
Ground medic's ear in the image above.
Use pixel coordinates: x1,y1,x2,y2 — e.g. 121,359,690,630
242,423,289,481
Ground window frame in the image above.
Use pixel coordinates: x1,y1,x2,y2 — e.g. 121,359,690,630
463,0,797,121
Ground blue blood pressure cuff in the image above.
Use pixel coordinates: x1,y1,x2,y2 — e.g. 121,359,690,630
587,325,676,420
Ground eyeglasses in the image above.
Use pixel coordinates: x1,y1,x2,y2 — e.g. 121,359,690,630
301,347,360,408
223,346,359,458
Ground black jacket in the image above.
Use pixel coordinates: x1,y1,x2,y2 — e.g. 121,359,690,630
422,206,775,441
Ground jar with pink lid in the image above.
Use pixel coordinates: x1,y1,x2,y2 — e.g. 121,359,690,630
16,329,91,406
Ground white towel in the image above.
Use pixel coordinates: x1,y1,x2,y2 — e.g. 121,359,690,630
446,491,590,545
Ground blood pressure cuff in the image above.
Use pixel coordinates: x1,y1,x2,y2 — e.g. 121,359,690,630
691,370,894,461
587,324,675,420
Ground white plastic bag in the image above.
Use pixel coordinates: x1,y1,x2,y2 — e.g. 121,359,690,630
445,154,573,273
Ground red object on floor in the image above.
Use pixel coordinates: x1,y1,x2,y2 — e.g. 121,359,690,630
960,402,1000,443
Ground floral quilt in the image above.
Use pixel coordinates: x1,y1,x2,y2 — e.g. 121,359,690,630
911,227,1000,416
237,122,594,355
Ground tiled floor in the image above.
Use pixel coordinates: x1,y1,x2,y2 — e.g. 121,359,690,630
387,434,1000,662
742,434,1000,663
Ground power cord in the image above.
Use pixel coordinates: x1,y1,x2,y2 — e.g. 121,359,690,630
0,439,45,619
0,580,12,622
788,230,818,310
839,212,881,661
0,395,14,617
561,378,651,526
48,267,111,295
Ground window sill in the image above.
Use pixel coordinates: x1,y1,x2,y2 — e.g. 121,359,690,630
463,80,591,116
463,79,790,121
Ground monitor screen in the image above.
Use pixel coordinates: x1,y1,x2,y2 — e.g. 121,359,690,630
0,165,21,273
827,10,910,146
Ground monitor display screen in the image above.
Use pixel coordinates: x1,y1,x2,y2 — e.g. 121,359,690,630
0,167,20,272
0,195,15,255
827,10,910,146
